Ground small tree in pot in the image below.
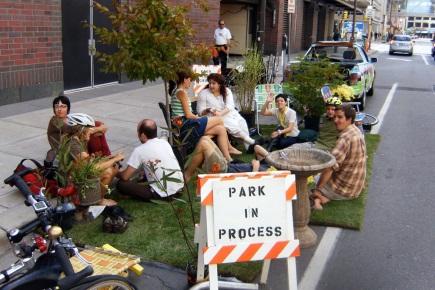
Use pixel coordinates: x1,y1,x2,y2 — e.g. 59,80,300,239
70,156,104,206
284,59,344,131
232,47,264,128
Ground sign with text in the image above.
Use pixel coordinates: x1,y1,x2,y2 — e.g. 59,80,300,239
288,0,295,13
192,64,221,96
195,172,300,290
212,178,289,245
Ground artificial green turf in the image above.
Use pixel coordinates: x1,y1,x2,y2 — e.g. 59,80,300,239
67,127,379,281
309,134,381,230
67,179,261,282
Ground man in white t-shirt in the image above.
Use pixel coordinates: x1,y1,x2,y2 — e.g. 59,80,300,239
117,119,183,201
213,19,232,72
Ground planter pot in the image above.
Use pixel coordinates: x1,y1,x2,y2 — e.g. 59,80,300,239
304,116,321,132
240,111,256,129
76,178,101,206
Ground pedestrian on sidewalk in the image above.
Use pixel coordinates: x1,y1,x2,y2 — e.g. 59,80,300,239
213,19,232,74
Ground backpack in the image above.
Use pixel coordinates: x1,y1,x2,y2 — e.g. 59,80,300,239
14,159,58,196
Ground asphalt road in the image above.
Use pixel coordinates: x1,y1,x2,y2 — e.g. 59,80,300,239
316,40,435,289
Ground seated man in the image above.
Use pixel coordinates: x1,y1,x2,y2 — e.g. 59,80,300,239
117,119,184,201
311,105,366,209
184,136,268,182
315,97,341,151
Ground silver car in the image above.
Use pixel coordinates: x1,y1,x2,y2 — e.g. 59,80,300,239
389,35,413,56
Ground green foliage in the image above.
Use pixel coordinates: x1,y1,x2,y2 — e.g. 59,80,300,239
232,47,264,113
93,0,210,83
284,59,345,117
55,136,74,188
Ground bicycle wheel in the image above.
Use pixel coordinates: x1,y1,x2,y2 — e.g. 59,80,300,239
71,274,137,290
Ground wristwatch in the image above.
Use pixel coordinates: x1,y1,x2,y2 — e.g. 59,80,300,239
277,130,282,135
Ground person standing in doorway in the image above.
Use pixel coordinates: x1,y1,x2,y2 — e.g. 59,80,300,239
213,19,232,74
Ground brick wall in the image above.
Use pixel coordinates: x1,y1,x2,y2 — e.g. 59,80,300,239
166,0,220,45
264,0,285,55
0,0,63,105
289,0,305,52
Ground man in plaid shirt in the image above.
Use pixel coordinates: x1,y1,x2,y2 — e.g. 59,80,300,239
312,105,366,210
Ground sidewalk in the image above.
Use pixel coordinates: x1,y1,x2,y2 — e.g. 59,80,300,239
0,80,169,268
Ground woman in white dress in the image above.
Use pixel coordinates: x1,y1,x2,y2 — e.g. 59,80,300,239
198,73,255,150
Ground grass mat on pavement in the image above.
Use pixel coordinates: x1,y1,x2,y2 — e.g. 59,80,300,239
309,134,381,230
67,181,261,282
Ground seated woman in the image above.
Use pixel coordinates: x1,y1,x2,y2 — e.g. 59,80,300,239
260,93,301,150
197,73,255,150
170,71,240,160
46,95,111,162
66,113,124,206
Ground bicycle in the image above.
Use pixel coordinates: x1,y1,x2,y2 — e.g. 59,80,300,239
0,168,137,290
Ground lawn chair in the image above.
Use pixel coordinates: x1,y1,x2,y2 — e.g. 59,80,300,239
254,84,283,135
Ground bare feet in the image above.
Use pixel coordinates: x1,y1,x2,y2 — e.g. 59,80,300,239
229,147,242,155
313,198,323,210
99,198,117,207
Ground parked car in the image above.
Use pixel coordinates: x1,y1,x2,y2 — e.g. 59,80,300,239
285,41,377,110
432,40,435,60
389,35,413,56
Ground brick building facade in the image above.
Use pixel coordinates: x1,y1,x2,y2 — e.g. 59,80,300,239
0,0,63,105
0,0,346,106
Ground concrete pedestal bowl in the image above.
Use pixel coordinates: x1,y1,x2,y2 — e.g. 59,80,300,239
265,147,335,248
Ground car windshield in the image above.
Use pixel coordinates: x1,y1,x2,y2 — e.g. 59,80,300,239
393,35,411,41
305,46,363,63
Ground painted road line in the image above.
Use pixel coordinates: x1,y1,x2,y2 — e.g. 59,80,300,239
299,83,398,290
421,55,429,66
372,82,398,134
299,227,341,290
386,58,412,62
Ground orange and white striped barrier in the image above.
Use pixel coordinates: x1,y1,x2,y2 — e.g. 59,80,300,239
194,171,300,290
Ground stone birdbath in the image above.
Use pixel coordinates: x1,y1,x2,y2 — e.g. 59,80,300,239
265,148,335,248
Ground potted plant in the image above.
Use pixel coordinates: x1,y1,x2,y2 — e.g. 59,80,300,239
284,59,344,131
232,47,264,128
55,135,77,200
70,155,104,206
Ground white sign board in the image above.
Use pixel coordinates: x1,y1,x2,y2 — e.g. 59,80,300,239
212,178,289,246
288,0,296,13
192,64,221,96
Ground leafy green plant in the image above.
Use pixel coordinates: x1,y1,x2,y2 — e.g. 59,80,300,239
55,136,74,188
233,47,265,113
284,59,344,117
92,0,210,132
70,154,104,199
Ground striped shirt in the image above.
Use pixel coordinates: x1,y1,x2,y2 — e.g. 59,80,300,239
329,124,366,198
171,89,189,117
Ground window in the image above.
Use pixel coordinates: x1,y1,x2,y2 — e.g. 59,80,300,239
423,17,429,20
392,35,411,41
416,17,421,20
407,22,414,28
415,23,421,27
408,17,414,20
431,23,435,28
422,23,428,27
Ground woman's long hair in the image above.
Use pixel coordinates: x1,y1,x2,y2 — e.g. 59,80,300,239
206,73,227,103
168,71,192,96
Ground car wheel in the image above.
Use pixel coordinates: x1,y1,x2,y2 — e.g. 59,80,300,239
389,50,394,55
409,51,413,56
357,90,366,111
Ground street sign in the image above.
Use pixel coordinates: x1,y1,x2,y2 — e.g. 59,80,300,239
288,0,295,13
195,171,300,290
366,5,374,18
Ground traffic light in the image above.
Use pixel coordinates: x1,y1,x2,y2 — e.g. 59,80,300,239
343,11,348,19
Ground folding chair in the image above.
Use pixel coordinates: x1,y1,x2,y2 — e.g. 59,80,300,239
254,84,283,135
